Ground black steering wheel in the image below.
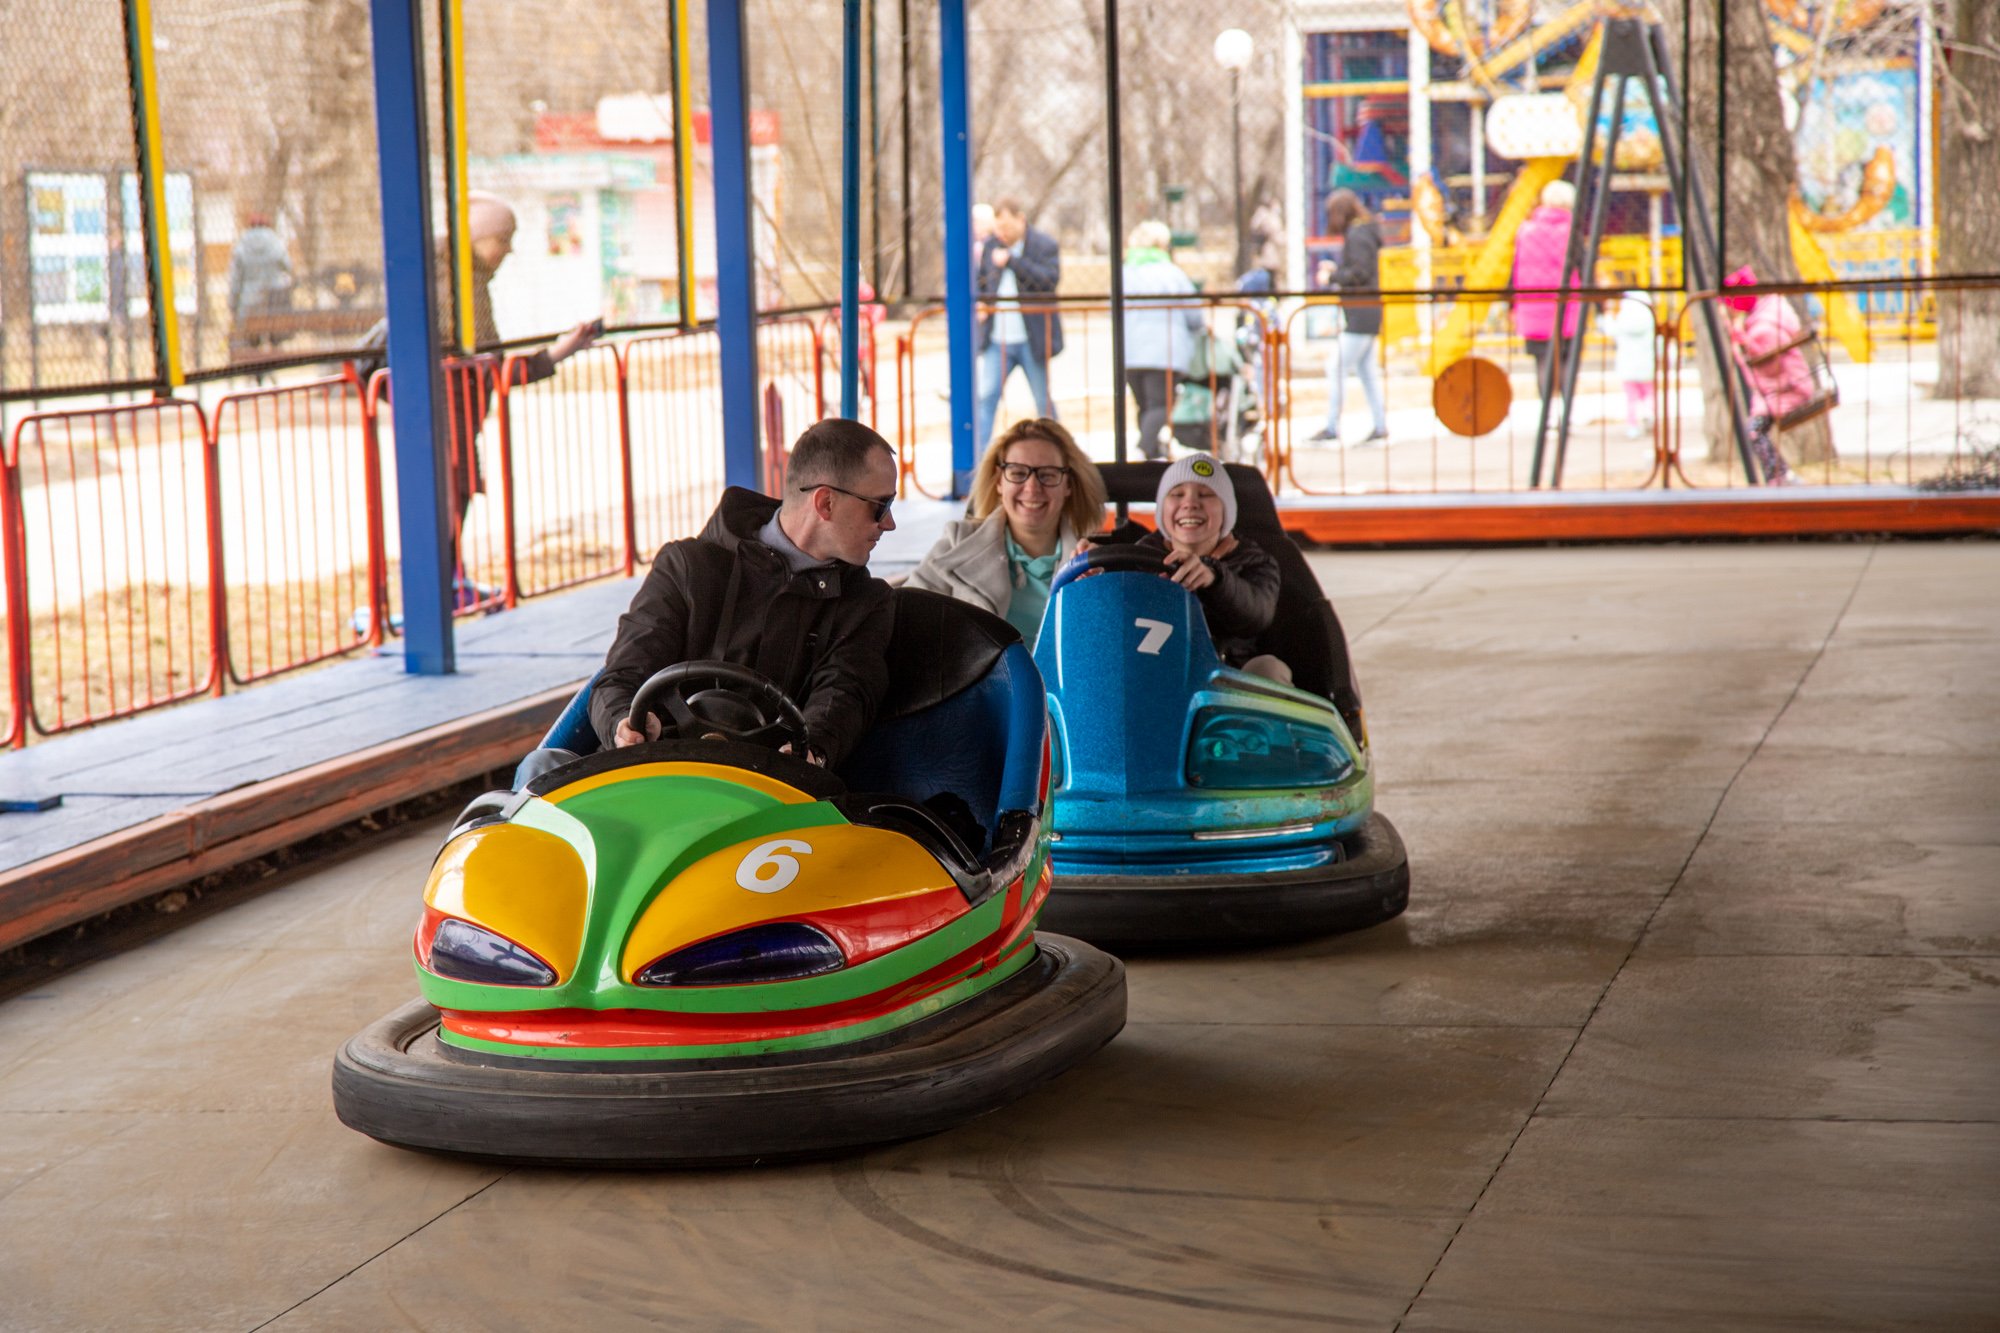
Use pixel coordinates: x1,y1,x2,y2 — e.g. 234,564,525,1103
627,660,809,751
1049,543,1173,596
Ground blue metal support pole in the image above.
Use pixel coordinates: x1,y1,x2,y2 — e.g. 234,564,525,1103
839,0,862,420
368,0,454,674
707,0,763,490
937,0,977,497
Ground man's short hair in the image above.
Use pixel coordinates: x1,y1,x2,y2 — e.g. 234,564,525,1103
993,197,1026,219
785,419,893,499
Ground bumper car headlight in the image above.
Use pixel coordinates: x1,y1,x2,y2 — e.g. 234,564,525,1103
1186,708,1353,789
636,922,845,987
426,915,559,986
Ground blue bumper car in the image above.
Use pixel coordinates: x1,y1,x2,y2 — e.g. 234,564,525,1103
1032,462,1409,945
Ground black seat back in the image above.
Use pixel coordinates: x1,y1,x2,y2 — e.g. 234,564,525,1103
840,589,1038,840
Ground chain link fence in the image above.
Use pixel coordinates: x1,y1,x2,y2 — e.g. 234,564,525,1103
0,1,156,394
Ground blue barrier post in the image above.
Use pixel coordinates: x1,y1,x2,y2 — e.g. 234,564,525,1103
938,0,977,498
368,0,453,674
708,0,763,490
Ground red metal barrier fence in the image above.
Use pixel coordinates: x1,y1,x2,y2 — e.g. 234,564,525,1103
440,357,509,617
893,299,1274,499
2,400,219,745
0,320,747,746
886,284,2000,510
1,287,1988,747
209,371,380,683
624,330,727,557
499,343,630,601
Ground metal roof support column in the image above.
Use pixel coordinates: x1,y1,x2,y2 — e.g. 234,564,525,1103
1104,0,1127,467
708,0,763,490
937,0,977,498
840,0,862,419
669,0,699,329
122,0,182,391
368,0,455,674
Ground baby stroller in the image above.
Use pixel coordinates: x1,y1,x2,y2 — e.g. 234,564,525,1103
1169,323,1265,466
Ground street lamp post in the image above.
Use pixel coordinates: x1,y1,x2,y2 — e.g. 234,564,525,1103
1213,28,1254,279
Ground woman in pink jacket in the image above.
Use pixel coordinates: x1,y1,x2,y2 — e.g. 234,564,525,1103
1511,179,1584,407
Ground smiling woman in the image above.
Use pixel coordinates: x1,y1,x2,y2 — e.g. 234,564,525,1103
904,418,1107,646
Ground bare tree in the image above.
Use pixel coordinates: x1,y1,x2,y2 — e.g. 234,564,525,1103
1931,0,2000,399
1658,0,1836,465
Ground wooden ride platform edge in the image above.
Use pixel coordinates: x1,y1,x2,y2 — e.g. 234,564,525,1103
0,682,575,955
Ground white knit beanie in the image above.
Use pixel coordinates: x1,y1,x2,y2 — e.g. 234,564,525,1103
1155,453,1236,535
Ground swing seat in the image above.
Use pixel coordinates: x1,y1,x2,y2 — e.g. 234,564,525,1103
1745,330,1840,432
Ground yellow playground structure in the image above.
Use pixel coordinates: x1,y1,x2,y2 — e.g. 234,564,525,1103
1366,2,1919,373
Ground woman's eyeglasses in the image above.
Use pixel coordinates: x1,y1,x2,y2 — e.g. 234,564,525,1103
997,463,1071,488
802,484,894,522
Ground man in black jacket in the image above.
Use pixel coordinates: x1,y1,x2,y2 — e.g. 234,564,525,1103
588,419,898,768
973,197,1064,449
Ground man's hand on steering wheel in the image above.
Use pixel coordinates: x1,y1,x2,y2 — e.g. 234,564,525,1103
622,661,811,756
614,715,662,748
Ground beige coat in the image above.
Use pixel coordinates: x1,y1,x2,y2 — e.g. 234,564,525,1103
904,513,1082,618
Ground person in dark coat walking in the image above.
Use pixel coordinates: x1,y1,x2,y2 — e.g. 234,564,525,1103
973,197,1064,448
355,193,599,615
227,211,294,359
1307,189,1389,446
588,419,899,768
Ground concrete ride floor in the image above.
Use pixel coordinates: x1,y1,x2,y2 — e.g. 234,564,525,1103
2,542,1997,1331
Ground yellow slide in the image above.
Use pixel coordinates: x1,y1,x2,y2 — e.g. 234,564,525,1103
1787,212,1872,363
1421,155,1570,375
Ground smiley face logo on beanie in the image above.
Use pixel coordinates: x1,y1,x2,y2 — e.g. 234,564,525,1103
1191,458,1215,478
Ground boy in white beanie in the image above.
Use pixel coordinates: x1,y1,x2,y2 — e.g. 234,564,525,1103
1129,455,1290,683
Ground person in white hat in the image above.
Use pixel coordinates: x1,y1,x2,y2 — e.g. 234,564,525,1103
1107,454,1290,684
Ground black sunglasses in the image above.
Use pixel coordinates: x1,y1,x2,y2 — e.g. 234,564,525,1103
801,483,894,522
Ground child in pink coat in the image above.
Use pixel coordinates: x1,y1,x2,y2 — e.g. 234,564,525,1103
1723,267,1816,484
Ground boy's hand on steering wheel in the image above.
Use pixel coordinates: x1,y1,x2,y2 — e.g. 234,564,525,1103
1162,548,1216,592
778,742,825,767
614,715,662,747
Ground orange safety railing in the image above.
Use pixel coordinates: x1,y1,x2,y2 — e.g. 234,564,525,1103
758,316,826,468
814,305,882,432
622,328,726,559
880,280,1997,506
2,399,220,745
892,296,1278,499
496,343,628,601
439,356,509,617
359,369,396,640
5,284,1991,747
1254,278,1993,499
1662,283,1986,493
209,369,381,683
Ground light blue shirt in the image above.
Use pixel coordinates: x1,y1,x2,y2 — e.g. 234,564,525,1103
992,243,1029,346
1003,532,1058,645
